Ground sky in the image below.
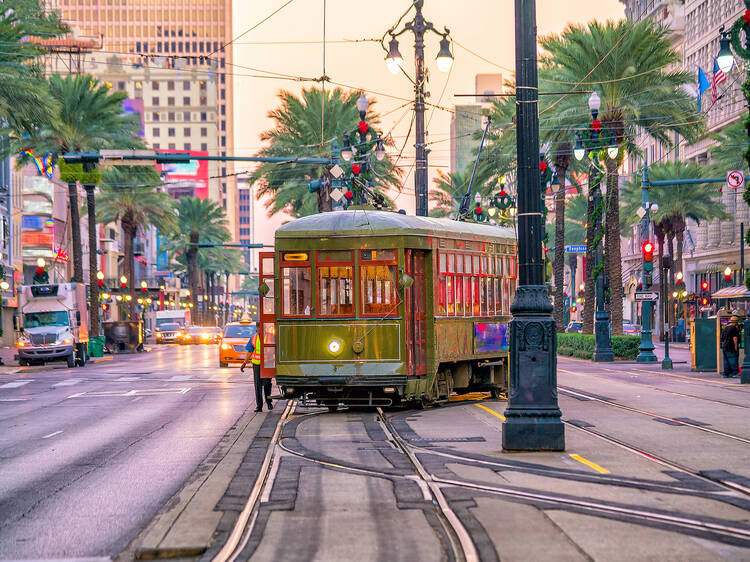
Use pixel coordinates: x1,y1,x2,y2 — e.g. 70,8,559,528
233,0,626,250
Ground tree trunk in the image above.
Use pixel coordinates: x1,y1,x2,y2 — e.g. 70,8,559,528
187,231,199,324
68,181,84,283
605,159,623,336
317,183,333,213
85,185,99,337
583,173,598,335
667,232,675,335
122,214,137,320
553,157,569,331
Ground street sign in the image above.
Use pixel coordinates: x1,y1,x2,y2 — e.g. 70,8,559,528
634,291,659,301
330,188,344,202
727,170,745,191
565,244,587,253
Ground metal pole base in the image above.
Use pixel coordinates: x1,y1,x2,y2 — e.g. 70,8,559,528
661,358,673,370
637,349,658,363
593,312,614,362
502,286,565,452
741,369,750,384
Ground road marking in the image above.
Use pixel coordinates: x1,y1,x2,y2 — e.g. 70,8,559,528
0,398,29,402
67,387,192,398
475,403,506,421
42,430,63,439
569,454,610,474
0,380,33,389
168,375,191,381
116,376,140,382
53,378,83,387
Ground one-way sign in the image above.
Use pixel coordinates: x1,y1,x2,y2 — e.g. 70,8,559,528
634,291,659,301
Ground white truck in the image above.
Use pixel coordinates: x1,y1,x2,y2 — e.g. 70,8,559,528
154,309,191,344
16,283,89,368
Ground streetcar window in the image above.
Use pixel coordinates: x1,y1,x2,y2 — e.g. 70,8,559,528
361,264,397,316
446,275,455,315
361,249,396,262
465,254,472,273
318,250,353,263
281,267,311,317
263,279,275,316
318,265,354,317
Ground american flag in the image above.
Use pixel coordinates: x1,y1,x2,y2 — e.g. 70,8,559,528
712,58,727,103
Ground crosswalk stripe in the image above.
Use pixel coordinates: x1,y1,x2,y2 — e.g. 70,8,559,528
0,380,33,389
53,379,83,387
168,375,191,381
115,376,140,382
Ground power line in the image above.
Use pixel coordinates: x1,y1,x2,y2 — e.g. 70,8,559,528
207,0,297,57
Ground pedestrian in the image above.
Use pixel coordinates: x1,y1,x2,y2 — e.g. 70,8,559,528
722,316,741,378
240,321,273,412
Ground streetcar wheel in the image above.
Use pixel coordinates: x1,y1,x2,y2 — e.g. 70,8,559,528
490,388,499,400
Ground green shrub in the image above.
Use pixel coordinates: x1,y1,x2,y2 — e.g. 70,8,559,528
556,333,640,360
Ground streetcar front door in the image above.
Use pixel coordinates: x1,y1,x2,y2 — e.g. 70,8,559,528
259,252,276,379
405,250,427,376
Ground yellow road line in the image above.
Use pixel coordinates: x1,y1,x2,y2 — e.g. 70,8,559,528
559,365,742,387
569,454,610,474
475,403,506,421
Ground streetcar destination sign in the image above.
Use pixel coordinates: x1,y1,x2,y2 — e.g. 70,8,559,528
634,291,659,301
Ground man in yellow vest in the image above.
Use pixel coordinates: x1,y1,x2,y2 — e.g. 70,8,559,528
240,321,273,412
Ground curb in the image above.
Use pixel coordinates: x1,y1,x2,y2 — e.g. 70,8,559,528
132,405,270,560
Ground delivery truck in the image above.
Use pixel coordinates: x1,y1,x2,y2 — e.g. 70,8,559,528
16,283,89,368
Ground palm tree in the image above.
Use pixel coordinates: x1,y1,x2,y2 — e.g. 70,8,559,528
540,19,704,334
430,165,493,218
552,144,572,329
97,166,177,317
167,197,230,322
250,87,401,217
709,120,748,176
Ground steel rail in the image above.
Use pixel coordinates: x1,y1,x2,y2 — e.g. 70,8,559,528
212,401,294,562
376,407,479,562
558,386,750,446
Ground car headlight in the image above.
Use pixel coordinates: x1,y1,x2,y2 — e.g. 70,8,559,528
221,343,231,350
61,337,73,344
17,339,28,347
201,333,209,339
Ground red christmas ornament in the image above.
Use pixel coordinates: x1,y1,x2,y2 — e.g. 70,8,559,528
344,190,354,200
351,164,361,175
97,280,104,289
358,120,368,135
591,119,602,134
539,161,548,172
743,9,750,24
475,206,483,214
35,266,44,275
499,189,506,197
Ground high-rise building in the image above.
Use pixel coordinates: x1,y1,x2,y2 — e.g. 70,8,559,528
450,74,502,175
43,0,237,242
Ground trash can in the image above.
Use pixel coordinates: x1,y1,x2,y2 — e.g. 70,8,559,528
88,335,105,357
690,318,716,372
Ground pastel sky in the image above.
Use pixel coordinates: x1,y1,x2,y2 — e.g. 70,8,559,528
233,0,626,248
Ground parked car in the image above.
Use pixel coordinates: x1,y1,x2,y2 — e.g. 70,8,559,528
565,322,583,333
623,323,641,336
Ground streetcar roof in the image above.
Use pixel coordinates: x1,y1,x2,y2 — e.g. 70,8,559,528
275,209,516,242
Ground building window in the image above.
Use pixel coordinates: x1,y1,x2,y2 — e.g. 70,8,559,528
153,143,160,149
220,89,225,100
152,97,159,105
167,81,175,91
200,127,207,137
201,143,208,151
222,183,227,193
183,127,191,136
168,112,175,121
184,111,191,121
184,143,191,150
221,136,226,147
200,112,207,121
183,96,190,106
153,112,160,121
153,127,160,137
152,81,160,90
183,80,190,90
168,143,176,150
117,81,126,90
199,80,206,91
167,97,175,106
168,127,175,137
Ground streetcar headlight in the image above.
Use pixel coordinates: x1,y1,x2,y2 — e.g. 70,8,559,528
384,387,396,393
327,339,342,354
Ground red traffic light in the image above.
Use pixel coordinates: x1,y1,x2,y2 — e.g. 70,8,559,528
642,241,655,272
701,280,709,291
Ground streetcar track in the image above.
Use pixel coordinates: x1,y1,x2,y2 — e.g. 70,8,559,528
559,367,750,409
559,386,750,445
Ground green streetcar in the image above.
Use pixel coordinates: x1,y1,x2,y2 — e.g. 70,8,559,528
258,208,518,410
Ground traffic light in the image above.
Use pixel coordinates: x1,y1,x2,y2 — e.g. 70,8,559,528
642,241,654,272
308,177,326,193
724,267,732,283
701,297,709,306
701,280,709,292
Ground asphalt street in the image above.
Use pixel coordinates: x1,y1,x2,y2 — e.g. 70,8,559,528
0,343,256,560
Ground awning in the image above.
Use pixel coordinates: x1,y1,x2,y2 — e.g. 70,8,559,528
711,285,750,299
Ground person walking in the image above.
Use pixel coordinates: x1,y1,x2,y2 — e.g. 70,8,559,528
241,321,273,412
722,316,741,378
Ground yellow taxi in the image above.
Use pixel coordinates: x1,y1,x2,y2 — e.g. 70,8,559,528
218,320,257,368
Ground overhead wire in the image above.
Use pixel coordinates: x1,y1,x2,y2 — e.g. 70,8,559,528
207,0,297,57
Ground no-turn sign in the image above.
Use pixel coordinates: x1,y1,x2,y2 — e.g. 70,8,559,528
727,170,745,191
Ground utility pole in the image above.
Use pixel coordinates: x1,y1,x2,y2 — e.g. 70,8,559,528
637,160,657,362
502,0,565,452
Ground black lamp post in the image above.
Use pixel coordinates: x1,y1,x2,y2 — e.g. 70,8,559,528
502,0,565,452
383,0,453,217
661,248,673,370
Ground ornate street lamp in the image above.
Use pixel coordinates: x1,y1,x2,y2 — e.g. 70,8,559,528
382,0,453,216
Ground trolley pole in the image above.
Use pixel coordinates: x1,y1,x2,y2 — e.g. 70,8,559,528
502,0,565,452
